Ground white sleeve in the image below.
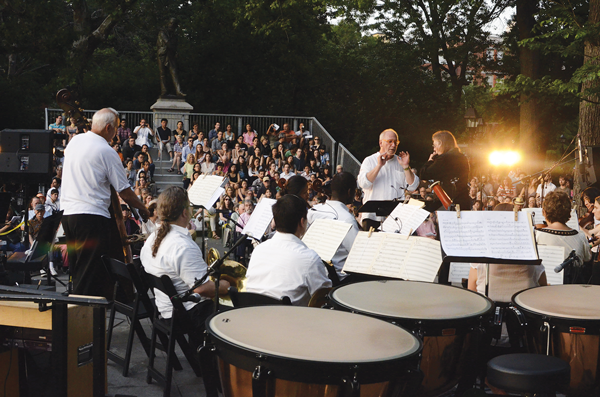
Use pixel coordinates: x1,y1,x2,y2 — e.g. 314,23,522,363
305,254,332,296
105,150,131,193
357,156,375,190
407,172,420,191
174,242,209,288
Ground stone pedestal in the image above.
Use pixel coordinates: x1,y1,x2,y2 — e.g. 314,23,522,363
150,97,194,132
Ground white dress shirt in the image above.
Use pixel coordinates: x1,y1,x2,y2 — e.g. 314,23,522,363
536,182,556,198
134,126,153,147
140,224,209,318
307,200,360,280
357,152,420,222
245,231,332,305
61,132,130,218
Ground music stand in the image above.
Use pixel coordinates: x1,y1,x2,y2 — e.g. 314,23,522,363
5,210,65,287
357,200,398,217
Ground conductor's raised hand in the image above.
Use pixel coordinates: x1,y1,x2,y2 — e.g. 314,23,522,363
377,153,389,167
397,151,410,167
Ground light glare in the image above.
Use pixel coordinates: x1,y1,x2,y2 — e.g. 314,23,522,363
489,150,521,166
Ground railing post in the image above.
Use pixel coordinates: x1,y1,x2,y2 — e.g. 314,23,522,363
238,117,243,136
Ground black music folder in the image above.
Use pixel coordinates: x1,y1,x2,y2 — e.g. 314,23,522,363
358,200,398,217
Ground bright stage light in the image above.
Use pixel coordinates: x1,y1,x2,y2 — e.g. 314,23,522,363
489,150,521,166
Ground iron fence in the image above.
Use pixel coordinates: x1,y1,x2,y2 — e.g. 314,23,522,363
337,143,361,178
45,109,361,174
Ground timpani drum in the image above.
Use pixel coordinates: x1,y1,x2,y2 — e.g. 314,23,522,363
513,285,600,396
328,280,494,397
205,306,422,397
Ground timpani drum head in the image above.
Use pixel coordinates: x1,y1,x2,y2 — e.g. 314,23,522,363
513,285,600,320
330,280,492,322
207,306,422,384
209,306,420,362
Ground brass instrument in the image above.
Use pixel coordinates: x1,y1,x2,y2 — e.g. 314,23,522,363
278,178,287,189
312,179,323,193
207,248,247,306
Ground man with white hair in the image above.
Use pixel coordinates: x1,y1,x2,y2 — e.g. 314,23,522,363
357,129,419,230
61,108,149,299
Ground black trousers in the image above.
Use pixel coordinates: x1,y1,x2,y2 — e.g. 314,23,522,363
62,214,113,299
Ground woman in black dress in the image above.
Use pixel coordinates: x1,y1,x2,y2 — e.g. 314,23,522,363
420,130,470,210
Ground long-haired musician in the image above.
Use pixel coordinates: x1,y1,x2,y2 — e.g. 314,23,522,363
420,130,470,210
140,186,229,334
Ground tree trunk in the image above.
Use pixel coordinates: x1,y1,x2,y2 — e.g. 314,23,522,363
575,0,600,203
517,0,540,173
578,0,600,147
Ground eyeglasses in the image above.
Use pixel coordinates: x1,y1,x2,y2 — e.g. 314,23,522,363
382,139,399,145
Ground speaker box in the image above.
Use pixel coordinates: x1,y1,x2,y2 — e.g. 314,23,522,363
0,129,53,183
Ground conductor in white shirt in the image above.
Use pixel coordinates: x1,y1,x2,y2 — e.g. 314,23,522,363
358,129,419,230
245,195,332,305
307,172,360,282
61,108,149,299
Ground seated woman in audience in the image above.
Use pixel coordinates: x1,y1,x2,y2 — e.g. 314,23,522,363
251,136,259,149
579,187,600,229
285,155,296,173
224,124,235,142
237,179,249,202
312,149,322,169
253,146,263,162
173,121,186,143
188,172,201,191
526,177,539,198
248,157,261,178
238,156,248,180
228,164,240,189
213,162,225,177
194,144,204,163
527,196,537,208
267,161,278,178
201,153,215,174
496,177,515,199
201,138,211,156
125,159,136,188
243,124,257,147
231,142,244,164
170,135,184,174
217,142,231,165
219,195,235,224
536,191,592,284
309,158,320,175
271,148,282,170
182,154,196,189
468,203,547,303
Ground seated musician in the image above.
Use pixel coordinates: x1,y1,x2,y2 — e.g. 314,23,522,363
245,195,332,305
140,186,230,336
307,172,360,281
535,191,592,284
468,203,547,303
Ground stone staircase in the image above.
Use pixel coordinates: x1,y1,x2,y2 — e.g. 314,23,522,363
148,146,183,194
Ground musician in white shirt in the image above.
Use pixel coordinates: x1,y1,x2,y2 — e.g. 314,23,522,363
245,195,331,305
61,108,149,299
358,129,419,230
141,187,229,338
308,172,360,281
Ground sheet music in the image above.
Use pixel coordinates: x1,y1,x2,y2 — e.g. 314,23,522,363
437,211,538,260
537,245,565,285
406,198,426,208
242,198,276,239
523,208,580,231
371,235,412,277
188,175,225,208
401,238,443,282
302,219,352,262
344,232,384,274
449,263,472,283
344,232,442,282
381,202,430,235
